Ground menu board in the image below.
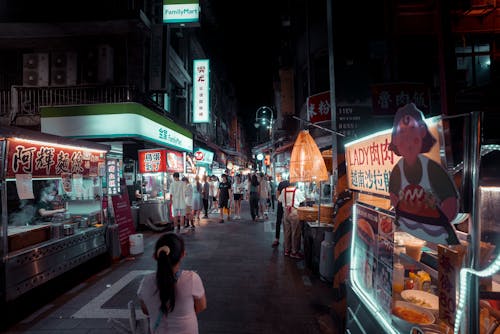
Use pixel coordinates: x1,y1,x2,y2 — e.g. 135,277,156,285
111,180,135,257
353,203,395,317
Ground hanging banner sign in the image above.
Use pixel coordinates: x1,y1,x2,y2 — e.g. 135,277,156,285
6,138,104,178
192,59,210,123
138,149,167,173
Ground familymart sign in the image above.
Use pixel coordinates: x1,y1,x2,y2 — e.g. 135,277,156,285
40,103,193,152
163,0,200,24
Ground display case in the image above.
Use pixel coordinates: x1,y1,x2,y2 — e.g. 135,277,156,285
0,125,109,303
344,109,500,334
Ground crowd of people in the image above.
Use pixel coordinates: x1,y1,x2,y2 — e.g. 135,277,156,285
167,171,277,230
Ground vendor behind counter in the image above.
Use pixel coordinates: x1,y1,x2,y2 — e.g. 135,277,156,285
33,186,66,223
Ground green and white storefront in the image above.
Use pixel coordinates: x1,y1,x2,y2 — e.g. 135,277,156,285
40,102,193,199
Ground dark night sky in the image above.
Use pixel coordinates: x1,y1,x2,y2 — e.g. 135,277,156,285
199,1,281,121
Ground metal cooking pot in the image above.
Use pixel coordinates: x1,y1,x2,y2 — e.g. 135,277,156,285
51,223,64,239
63,224,75,236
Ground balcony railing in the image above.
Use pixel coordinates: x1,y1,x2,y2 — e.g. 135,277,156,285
0,85,178,126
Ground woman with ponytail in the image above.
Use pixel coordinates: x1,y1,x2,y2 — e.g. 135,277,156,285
138,233,207,333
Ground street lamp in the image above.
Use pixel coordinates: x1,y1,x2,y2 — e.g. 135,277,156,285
254,106,275,178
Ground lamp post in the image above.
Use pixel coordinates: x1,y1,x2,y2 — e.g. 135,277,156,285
254,106,275,179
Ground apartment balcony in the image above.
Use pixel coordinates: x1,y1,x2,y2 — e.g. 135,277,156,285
0,85,170,127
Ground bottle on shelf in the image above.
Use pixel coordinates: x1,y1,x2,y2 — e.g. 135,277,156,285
393,261,405,294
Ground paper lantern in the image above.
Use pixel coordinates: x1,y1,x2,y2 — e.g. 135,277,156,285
289,130,329,183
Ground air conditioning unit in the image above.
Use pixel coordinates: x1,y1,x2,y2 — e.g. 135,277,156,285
50,52,77,86
97,44,114,83
82,48,98,83
23,53,49,86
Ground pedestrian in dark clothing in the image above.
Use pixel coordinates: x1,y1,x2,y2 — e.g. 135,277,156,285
249,174,260,222
269,176,276,212
218,174,232,223
272,178,290,247
201,175,210,218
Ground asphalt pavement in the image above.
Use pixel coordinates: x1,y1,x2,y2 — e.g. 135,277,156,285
2,200,340,334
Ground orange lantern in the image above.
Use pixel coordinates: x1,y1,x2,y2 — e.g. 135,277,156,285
289,130,329,183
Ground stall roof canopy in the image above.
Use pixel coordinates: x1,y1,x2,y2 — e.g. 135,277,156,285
0,125,111,152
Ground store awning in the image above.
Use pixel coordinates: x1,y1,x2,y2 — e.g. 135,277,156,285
40,102,193,153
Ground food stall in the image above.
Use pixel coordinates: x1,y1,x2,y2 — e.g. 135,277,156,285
136,148,184,232
344,105,500,334
0,125,109,303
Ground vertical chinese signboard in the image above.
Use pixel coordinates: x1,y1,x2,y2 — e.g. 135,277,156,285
6,138,105,178
193,59,210,123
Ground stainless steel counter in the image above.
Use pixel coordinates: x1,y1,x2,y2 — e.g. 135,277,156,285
4,226,107,301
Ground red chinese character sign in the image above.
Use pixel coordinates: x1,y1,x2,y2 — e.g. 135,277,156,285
387,103,459,245
6,138,105,178
138,149,167,173
371,83,430,116
307,91,331,123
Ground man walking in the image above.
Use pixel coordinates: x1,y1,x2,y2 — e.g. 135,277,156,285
170,172,186,232
272,177,290,247
278,182,305,259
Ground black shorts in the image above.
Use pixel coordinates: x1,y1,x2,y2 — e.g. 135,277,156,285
219,198,229,209
234,194,242,201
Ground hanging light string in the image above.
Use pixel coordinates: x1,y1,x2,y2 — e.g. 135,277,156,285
292,116,346,137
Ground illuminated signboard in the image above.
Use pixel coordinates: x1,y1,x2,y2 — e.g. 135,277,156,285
344,116,442,197
6,138,105,178
193,147,214,164
138,149,167,173
163,0,200,24
41,103,193,152
166,150,184,173
192,59,210,123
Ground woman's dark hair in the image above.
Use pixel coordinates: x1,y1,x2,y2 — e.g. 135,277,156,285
251,174,259,186
388,103,436,156
155,233,185,315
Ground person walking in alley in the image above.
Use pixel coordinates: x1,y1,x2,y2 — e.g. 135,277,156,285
258,173,270,220
278,182,306,259
201,175,210,218
138,233,207,334
249,174,260,222
192,176,203,225
182,177,193,229
272,177,290,248
218,174,232,223
170,172,186,232
231,174,245,219
210,176,219,213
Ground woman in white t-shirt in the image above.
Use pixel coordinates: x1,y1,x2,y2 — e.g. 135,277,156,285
231,174,246,219
138,233,207,334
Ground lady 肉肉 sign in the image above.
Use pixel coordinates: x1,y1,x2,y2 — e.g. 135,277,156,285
344,116,442,197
